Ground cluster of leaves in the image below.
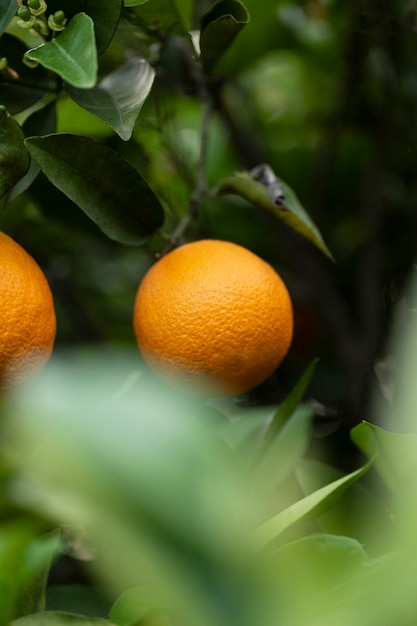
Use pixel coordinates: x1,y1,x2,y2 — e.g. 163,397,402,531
2,300,417,626
0,0,332,257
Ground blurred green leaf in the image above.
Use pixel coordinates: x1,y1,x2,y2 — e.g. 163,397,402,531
254,460,372,549
216,171,333,260
295,458,392,547
16,530,63,618
26,14,97,89
254,358,318,458
0,107,30,200
5,353,265,626
66,58,155,141
109,586,169,626
351,421,417,491
129,0,193,36
0,35,52,115
0,523,37,624
252,404,314,495
200,0,250,72
12,612,117,625
25,134,164,245
0,0,16,37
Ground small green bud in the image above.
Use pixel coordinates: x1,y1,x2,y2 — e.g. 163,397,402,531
16,6,36,28
28,0,47,16
48,10,67,31
0,57,8,71
17,5,33,21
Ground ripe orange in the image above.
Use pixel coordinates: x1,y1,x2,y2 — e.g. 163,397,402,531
133,239,293,396
0,232,56,390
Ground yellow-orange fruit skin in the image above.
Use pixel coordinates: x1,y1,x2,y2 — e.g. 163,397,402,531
0,232,56,390
133,239,293,396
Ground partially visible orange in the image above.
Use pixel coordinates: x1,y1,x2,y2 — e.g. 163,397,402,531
0,232,56,390
133,239,293,396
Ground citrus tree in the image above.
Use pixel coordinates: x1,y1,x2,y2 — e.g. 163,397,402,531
1,0,417,625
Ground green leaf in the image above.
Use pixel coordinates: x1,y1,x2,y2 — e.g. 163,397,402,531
254,358,318,458
351,421,417,491
0,0,16,37
129,0,193,36
0,107,30,200
6,352,261,626
25,134,164,245
12,612,117,625
109,586,167,626
66,58,155,141
16,531,63,618
295,458,392,547
85,0,123,54
216,170,334,260
26,14,98,89
251,404,314,494
254,460,372,549
0,523,38,624
6,102,57,206
200,0,250,72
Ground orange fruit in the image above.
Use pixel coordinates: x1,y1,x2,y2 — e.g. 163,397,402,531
133,239,293,396
0,232,56,390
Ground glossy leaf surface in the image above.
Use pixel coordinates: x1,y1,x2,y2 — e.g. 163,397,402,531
26,14,98,89
25,134,164,245
66,58,155,141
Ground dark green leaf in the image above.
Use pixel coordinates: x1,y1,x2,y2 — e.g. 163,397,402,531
351,421,417,491
200,0,250,72
129,0,193,36
6,102,57,206
66,58,155,141
12,612,117,625
25,134,164,245
254,460,372,549
216,170,334,260
0,0,16,37
0,35,52,114
26,14,98,89
85,0,123,54
0,107,30,200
